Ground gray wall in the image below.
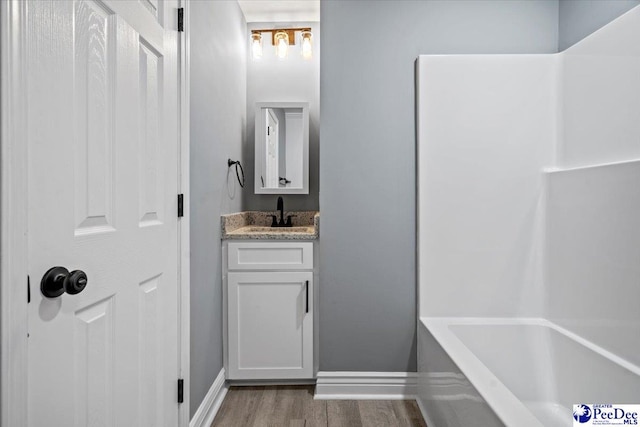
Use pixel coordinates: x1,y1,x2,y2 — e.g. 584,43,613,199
190,0,246,417
244,22,320,212
559,0,640,50
184,0,640,412
319,0,559,372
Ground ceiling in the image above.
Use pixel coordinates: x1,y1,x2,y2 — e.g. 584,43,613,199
237,0,320,23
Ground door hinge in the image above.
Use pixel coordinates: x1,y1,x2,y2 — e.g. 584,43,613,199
178,8,184,32
27,275,31,304
177,379,184,404
177,194,184,218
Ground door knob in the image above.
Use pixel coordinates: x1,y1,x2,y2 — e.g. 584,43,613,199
40,266,88,298
66,270,88,295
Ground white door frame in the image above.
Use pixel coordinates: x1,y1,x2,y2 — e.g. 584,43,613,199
177,1,191,426
266,108,280,188
0,1,191,426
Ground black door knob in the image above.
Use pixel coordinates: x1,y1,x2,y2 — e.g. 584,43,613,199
41,266,88,298
66,270,88,295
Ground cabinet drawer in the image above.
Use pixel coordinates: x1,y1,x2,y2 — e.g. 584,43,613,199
227,242,313,270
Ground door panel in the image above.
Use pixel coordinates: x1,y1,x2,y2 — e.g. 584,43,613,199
139,0,161,22
73,0,116,235
74,297,115,427
26,1,180,426
138,38,164,226
238,282,304,369
139,274,163,427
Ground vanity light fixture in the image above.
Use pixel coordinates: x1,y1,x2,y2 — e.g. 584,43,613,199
251,32,263,59
250,27,313,60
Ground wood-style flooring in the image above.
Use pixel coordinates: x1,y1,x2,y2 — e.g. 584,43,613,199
211,385,427,427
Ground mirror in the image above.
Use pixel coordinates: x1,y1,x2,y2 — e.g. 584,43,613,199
254,102,309,194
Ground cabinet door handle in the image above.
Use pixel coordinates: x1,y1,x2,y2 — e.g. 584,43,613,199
305,280,309,314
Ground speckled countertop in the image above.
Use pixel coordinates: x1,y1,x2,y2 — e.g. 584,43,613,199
221,211,319,240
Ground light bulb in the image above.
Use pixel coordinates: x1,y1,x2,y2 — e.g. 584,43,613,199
301,31,312,60
251,33,262,59
277,38,288,58
274,31,289,59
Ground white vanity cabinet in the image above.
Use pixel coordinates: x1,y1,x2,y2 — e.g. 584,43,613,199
224,241,315,380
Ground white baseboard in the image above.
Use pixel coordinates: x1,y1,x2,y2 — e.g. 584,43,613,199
189,368,228,427
314,371,418,400
228,379,315,386
415,396,437,427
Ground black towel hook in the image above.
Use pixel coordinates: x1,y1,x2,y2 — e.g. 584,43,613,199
228,159,245,188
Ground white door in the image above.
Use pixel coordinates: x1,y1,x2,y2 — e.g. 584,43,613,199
26,1,181,426
265,108,279,188
227,272,313,380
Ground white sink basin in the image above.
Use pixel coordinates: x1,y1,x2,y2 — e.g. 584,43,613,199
230,225,315,235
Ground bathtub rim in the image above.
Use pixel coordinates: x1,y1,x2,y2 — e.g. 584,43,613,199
419,317,640,427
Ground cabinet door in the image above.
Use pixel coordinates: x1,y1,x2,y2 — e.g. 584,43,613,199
228,271,313,380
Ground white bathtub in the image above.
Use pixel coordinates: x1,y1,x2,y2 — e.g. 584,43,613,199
417,318,640,427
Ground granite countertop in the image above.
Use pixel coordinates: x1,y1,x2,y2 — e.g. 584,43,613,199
221,211,319,240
